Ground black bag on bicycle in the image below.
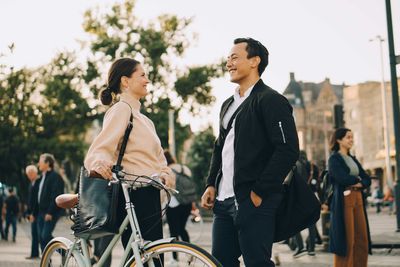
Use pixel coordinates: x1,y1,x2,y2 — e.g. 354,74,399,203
73,112,133,240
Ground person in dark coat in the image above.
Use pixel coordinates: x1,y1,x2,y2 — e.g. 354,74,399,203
328,128,371,267
4,188,19,242
25,165,41,259
37,153,64,251
201,38,299,267
292,151,318,258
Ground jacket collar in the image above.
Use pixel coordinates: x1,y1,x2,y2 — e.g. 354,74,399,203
219,79,266,127
251,79,265,93
220,96,234,122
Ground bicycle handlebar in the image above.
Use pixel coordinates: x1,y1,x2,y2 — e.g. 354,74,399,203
89,168,178,196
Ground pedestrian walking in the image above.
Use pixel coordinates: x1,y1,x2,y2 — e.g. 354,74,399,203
328,128,371,267
292,151,318,258
383,186,394,214
371,185,384,213
201,37,299,267
4,188,19,242
25,165,41,259
84,57,175,267
164,150,197,265
37,153,65,251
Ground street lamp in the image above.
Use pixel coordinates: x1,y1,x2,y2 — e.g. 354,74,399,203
168,109,176,159
322,110,332,163
385,0,400,232
369,35,394,190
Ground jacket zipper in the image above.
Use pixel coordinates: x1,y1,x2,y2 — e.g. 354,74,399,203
278,121,286,143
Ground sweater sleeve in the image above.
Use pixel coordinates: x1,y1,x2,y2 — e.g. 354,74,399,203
84,102,131,170
354,157,371,188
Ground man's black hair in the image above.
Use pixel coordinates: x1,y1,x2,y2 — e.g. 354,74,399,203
234,37,269,76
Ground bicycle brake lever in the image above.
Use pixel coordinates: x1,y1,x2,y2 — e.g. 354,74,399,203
108,172,120,186
168,188,179,194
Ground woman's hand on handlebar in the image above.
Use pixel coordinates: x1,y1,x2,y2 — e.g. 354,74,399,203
160,167,176,189
92,159,113,180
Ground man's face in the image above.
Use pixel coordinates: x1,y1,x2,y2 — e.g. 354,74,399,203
26,170,38,182
226,42,257,84
38,156,49,172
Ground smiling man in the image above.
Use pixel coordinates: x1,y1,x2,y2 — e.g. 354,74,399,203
201,38,299,267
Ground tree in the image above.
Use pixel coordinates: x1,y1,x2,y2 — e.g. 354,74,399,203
0,50,96,199
81,0,224,154
0,64,38,190
34,52,97,163
186,127,216,195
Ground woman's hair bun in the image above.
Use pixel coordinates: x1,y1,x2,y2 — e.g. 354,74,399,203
100,86,113,105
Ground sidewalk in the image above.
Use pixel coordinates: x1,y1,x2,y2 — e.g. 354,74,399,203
268,207,400,266
0,208,399,266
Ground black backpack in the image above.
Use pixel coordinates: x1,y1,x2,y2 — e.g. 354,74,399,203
319,170,333,206
172,165,197,205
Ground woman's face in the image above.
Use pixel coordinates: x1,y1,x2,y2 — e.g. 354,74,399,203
123,64,150,99
337,130,353,151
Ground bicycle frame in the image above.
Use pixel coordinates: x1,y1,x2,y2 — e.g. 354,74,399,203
64,181,174,267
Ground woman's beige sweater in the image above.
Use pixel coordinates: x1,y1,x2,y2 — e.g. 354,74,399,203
84,93,170,178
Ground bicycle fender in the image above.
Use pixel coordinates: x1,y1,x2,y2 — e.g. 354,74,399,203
143,237,176,250
50,237,86,266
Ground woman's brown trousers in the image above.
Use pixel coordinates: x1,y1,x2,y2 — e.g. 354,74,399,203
334,190,368,267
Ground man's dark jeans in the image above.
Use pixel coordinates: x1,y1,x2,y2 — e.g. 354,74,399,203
212,193,283,267
212,197,241,267
5,214,17,241
30,219,40,257
37,212,59,251
294,223,317,252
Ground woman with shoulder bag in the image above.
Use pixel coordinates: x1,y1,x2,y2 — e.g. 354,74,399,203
328,128,371,267
84,58,175,266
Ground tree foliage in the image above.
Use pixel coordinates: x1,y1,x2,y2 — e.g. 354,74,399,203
187,127,216,195
0,0,224,200
81,0,224,153
0,51,95,198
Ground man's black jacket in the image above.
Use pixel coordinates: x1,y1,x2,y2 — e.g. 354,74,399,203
27,178,40,217
206,79,299,202
38,170,64,216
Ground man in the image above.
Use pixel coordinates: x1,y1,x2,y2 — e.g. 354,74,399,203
25,165,41,259
292,151,317,258
4,188,19,242
37,153,64,251
201,38,299,267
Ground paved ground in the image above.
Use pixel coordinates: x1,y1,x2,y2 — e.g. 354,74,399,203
0,207,399,266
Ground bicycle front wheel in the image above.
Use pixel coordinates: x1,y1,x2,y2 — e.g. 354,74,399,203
41,240,81,267
126,240,221,267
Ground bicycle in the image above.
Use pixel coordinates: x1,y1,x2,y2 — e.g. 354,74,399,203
40,170,221,267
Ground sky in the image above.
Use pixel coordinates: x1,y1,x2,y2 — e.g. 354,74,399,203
1,0,400,133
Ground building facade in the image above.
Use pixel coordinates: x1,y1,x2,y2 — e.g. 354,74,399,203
283,73,344,168
343,81,396,188
283,73,398,188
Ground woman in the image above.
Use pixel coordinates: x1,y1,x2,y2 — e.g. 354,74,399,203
328,128,371,267
84,58,174,266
